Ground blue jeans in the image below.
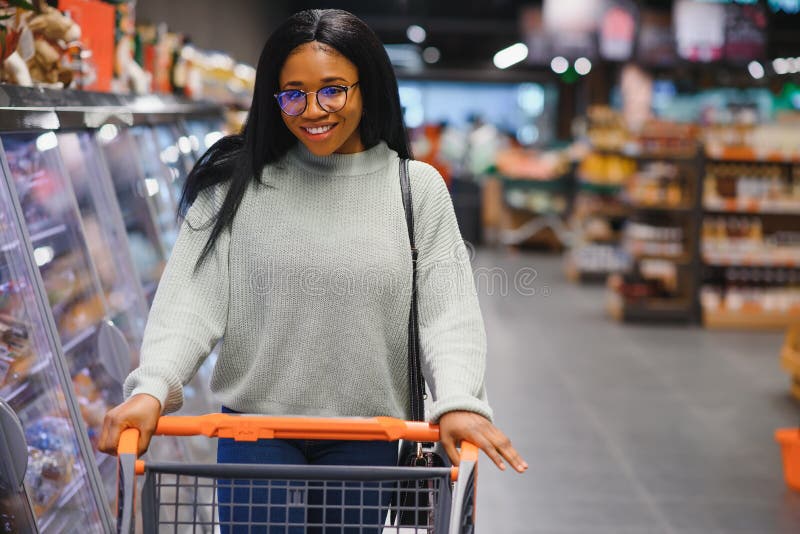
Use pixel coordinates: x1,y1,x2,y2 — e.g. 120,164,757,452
216,407,398,533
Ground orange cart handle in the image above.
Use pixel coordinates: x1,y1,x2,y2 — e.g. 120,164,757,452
117,415,480,478
153,414,441,442
117,415,441,461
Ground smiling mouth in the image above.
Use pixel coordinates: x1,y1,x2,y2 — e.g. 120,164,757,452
301,124,337,135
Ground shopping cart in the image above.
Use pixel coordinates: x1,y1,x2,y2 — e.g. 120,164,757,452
116,414,479,533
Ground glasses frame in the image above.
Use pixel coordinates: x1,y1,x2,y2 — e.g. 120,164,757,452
273,81,360,116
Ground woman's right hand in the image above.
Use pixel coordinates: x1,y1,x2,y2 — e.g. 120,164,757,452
98,393,162,456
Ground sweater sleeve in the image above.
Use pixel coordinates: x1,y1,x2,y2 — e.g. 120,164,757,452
409,161,493,423
123,184,230,414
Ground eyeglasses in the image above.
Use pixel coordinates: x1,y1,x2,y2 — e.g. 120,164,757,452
274,82,360,116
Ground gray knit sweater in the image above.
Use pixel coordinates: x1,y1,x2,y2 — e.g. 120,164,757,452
124,141,492,423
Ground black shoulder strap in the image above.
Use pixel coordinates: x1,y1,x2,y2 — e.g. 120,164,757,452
399,159,426,422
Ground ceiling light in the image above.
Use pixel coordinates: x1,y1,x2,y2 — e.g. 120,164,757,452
748,60,765,79
494,43,528,69
422,46,441,64
145,178,160,197
773,58,789,75
177,136,193,154
407,25,426,44
35,132,58,152
574,57,592,75
97,123,119,144
34,246,54,267
550,56,569,74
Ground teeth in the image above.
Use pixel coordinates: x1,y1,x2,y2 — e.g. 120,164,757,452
305,124,334,135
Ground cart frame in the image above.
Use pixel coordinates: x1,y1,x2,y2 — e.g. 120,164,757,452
116,414,478,533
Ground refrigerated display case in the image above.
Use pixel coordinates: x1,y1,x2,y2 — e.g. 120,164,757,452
0,155,111,532
0,86,225,528
0,132,136,511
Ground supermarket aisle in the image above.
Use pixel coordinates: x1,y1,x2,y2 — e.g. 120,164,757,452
474,249,800,534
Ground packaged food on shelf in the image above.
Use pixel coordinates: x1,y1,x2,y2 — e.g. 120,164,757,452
704,161,800,213
703,216,800,266
568,245,631,274
624,221,686,259
21,414,79,515
625,161,687,207
635,120,700,158
72,369,109,448
608,259,679,302
578,152,636,188
25,446,73,516
0,4,84,89
704,115,800,161
0,314,34,390
586,106,629,151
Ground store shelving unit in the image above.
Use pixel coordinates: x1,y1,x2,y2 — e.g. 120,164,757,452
780,324,800,401
566,149,633,284
607,138,705,324
701,151,800,330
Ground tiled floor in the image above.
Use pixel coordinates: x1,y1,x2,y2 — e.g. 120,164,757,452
473,249,800,534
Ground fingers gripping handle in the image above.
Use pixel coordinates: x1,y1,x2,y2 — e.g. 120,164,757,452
117,429,140,534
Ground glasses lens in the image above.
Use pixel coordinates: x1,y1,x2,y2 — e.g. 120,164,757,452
317,86,347,112
277,90,306,115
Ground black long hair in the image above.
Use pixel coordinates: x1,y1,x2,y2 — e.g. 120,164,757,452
179,9,412,266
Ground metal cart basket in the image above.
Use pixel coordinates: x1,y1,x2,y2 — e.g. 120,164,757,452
116,414,478,533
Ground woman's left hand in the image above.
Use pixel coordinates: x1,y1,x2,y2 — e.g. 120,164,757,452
438,411,528,473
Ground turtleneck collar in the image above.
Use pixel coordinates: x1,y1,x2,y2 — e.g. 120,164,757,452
286,141,392,177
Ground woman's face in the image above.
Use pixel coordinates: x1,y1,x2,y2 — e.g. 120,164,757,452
278,42,365,156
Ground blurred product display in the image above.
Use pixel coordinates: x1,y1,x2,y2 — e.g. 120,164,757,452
492,147,572,249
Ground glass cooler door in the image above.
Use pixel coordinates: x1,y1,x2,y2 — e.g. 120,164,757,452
152,123,195,206
57,132,149,369
128,126,180,254
0,151,109,532
0,132,131,513
181,117,225,160
96,127,167,304
55,131,192,474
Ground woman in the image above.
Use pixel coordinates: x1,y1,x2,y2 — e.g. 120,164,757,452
99,8,526,531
